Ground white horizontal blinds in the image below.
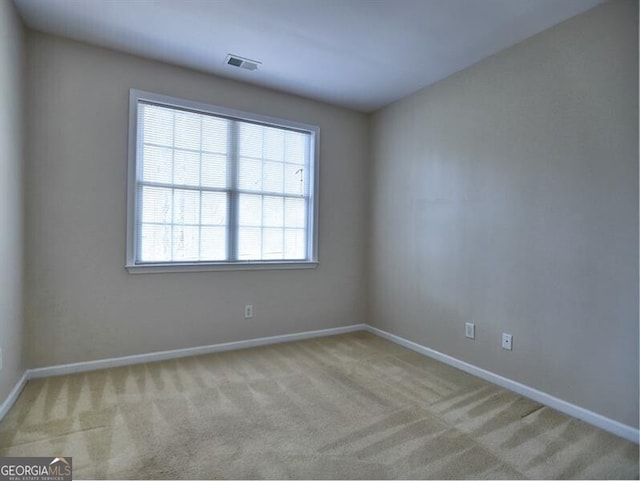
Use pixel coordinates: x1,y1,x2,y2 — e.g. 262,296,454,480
137,102,230,263
236,122,309,261
135,99,312,265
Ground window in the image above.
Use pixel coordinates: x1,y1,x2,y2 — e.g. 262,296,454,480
126,90,319,273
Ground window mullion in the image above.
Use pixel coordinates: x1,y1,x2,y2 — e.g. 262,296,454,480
198,116,203,261
170,110,176,261
228,120,239,261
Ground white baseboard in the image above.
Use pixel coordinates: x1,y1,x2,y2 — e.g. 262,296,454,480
0,371,29,421
28,324,366,379
365,325,639,444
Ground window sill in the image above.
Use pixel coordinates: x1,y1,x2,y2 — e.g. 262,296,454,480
125,261,319,274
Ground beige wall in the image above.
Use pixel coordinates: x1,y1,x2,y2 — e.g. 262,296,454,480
25,33,369,367
0,0,25,403
369,0,638,428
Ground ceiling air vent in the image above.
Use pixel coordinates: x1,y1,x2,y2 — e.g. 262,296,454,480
225,54,261,71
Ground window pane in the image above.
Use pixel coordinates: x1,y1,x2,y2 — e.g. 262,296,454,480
141,186,172,224
238,194,262,226
263,228,283,260
142,104,173,147
202,116,229,153
284,163,305,195
142,145,172,183
140,224,171,262
201,191,227,226
201,226,226,260
201,153,227,188
263,196,283,227
173,226,199,260
284,228,306,259
284,197,305,228
173,189,200,225
264,126,285,161
174,110,201,150
238,158,262,190
285,131,307,165
262,161,284,193
238,227,261,260
239,123,263,158
174,150,200,186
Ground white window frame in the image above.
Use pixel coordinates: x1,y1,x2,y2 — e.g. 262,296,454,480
126,89,319,273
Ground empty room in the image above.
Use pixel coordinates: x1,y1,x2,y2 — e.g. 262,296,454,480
0,0,638,479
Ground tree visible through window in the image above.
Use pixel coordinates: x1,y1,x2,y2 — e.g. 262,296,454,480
126,90,318,271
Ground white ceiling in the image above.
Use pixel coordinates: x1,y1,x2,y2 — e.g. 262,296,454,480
13,0,604,112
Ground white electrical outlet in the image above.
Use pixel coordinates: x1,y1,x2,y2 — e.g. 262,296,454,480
465,322,475,339
502,333,513,350
244,305,253,319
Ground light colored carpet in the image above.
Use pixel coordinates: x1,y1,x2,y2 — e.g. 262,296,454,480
0,331,638,479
